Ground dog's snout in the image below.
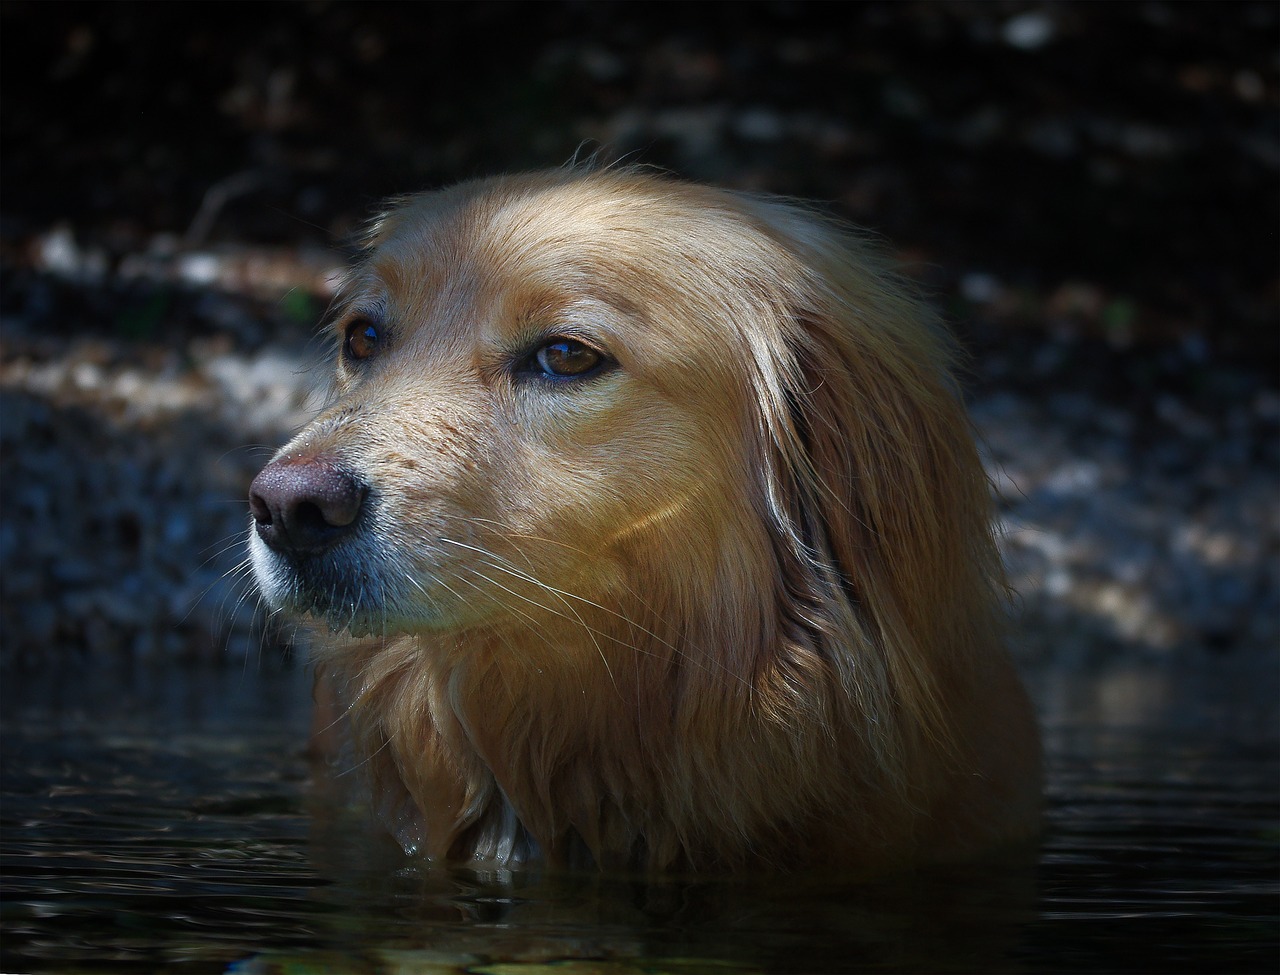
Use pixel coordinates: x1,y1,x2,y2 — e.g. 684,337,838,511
249,456,366,556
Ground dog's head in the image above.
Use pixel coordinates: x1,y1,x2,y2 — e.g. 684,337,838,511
250,168,1002,738
246,168,1034,867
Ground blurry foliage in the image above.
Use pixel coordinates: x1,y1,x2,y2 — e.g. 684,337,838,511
279,288,320,328
115,289,170,341
0,0,1276,359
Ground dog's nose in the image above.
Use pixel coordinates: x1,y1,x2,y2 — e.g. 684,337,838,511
249,456,366,556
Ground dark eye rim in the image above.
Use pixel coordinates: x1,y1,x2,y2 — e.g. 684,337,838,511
342,317,382,362
520,336,615,382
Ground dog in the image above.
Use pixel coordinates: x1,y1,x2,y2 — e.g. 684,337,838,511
248,168,1041,871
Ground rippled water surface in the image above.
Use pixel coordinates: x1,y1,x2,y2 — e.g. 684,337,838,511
2,659,1276,974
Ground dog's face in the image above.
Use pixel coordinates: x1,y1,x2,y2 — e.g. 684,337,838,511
249,174,787,641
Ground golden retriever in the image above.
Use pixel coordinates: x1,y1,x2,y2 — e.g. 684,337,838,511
248,168,1041,871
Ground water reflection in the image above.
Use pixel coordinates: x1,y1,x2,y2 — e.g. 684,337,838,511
1,659,1275,973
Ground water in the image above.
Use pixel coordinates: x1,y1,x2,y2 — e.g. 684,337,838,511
2,658,1276,974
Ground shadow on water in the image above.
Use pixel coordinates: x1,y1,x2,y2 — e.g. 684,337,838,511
1,656,1276,974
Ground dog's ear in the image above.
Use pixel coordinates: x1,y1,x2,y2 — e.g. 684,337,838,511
758,232,1006,759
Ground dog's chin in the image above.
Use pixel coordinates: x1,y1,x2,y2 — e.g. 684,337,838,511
249,536,441,638
263,583,430,640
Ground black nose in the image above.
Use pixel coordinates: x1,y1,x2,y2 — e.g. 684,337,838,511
249,455,366,556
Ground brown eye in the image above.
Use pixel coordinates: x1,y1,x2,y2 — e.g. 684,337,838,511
344,319,380,361
533,339,604,379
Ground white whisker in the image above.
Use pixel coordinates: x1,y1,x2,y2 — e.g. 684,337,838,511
457,561,618,692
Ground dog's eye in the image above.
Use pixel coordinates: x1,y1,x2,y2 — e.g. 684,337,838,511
344,319,381,361
533,338,604,379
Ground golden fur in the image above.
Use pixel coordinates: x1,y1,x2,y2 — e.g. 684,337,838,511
249,168,1041,871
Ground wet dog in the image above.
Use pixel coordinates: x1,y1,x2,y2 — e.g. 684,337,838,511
248,168,1041,871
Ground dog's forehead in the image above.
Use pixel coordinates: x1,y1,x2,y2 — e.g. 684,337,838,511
374,179,673,270
353,180,699,328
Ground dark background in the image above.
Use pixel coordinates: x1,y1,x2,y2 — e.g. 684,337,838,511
0,0,1276,667
4,1,1277,352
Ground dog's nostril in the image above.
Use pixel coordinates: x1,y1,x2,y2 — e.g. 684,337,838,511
293,501,332,535
248,490,273,526
248,456,367,556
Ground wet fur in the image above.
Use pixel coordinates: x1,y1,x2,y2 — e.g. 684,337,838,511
251,168,1041,871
